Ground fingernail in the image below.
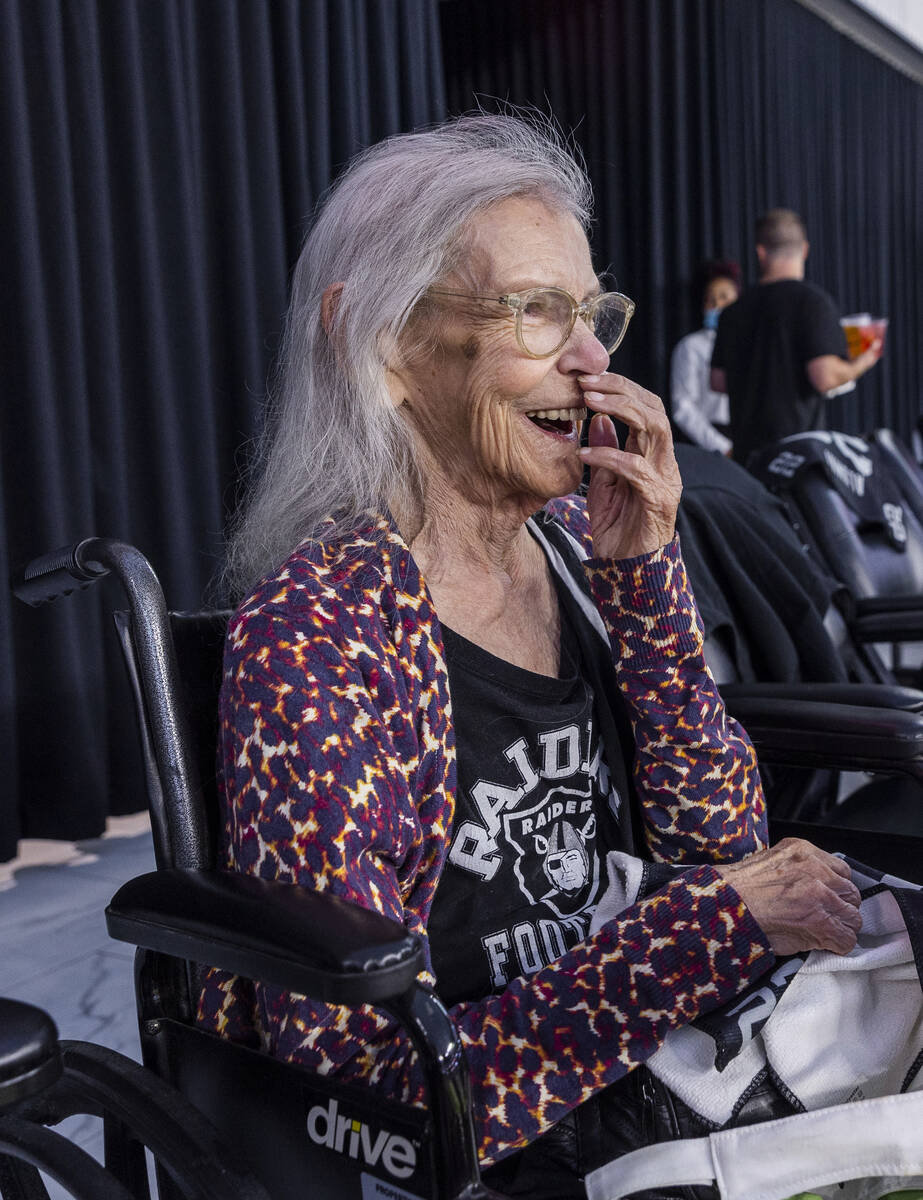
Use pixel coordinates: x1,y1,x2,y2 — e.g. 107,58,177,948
584,391,604,403
579,374,600,383
578,446,591,457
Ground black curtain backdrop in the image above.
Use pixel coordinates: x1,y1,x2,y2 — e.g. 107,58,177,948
0,0,445,860
440,0,923,439
3,0,921,860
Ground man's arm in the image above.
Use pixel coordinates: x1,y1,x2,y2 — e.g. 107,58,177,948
807,339,883,394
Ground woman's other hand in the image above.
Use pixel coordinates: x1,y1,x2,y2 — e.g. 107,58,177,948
578,374,682,560
716,838,863,957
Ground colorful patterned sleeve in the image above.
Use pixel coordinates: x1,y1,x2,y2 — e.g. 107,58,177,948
584,535,769,864
198,547,774,1166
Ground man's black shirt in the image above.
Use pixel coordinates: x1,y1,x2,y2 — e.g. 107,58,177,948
711,278,847,466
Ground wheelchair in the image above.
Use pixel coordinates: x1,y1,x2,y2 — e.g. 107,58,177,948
14,539,488,1200
13,534,923,1199
0,995,269,1199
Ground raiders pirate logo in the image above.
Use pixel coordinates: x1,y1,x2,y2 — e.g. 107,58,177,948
503,791,600,919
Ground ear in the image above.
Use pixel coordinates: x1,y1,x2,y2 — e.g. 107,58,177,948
382,325,416,410
385,366,410,409
755,244,768,270
802,240,810,262
321,282,345,336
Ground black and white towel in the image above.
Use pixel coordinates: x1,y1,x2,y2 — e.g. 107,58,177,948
590,852,923,1128
750,432,908,551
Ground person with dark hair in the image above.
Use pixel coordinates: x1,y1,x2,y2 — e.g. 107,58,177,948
670,259,741,454
710,208,882,466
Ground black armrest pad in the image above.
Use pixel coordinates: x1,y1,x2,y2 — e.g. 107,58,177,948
106,869,423,1006
720,681,923,713
854,596,923,616
723,696,923,771
852,606,923,642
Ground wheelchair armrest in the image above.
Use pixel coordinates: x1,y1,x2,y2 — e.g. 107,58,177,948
106,869,424,1006
720,680,923,713
722,694,923,775
851,599,923,643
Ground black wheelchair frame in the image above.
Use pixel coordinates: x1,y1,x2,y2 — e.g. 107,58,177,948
0,995,270,1199
12,534,923,1198
14,538,488,1200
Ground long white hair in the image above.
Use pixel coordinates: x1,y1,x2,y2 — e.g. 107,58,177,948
224,113,593,599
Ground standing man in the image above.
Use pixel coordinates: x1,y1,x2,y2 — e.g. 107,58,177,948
710,208,882,466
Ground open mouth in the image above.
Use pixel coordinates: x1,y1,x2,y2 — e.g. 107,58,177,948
525,407,587,437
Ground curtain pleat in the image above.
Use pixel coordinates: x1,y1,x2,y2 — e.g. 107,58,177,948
442,0,922,440
2,0,919,860
0,0,445,860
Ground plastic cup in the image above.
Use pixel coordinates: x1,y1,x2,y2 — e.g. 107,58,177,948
840,314,888,359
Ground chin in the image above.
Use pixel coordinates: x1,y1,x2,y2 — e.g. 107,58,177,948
525,452,584,505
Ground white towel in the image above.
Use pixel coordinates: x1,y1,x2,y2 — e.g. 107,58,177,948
590,852,923,1127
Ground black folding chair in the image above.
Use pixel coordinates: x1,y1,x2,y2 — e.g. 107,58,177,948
675,443,923,834
748,430,923,685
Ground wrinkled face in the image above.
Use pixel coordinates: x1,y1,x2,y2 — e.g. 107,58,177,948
392,196,611,513
704,276,739,313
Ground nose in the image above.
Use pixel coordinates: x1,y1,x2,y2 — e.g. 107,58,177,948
558,316,611,375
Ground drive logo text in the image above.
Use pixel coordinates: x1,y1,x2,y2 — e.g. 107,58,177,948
306,1097,417,1179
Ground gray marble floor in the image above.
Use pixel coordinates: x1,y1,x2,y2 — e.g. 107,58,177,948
1,812,155,1197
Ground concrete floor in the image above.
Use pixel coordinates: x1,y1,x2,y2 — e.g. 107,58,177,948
1,812,155,1197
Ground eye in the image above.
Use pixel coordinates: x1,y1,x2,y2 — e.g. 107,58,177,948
521,290,573,327
522,294,557,322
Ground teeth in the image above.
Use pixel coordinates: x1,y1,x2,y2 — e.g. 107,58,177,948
525,407,588,421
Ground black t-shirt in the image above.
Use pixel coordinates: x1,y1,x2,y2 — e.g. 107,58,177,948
711,279,847,466
428,580,634,1008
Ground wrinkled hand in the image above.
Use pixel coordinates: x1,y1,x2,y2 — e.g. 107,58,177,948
716,838,863,957
578,373,682,560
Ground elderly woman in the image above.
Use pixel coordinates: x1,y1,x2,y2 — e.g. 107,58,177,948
199,115,861,1195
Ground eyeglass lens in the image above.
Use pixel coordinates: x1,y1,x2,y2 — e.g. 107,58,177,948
518,290,629,356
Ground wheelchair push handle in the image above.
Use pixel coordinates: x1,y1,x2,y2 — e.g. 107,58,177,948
13,538,112,606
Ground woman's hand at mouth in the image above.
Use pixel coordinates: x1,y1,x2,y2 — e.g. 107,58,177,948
578,373,682,561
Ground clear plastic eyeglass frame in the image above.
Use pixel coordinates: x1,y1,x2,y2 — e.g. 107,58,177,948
428,286,636,358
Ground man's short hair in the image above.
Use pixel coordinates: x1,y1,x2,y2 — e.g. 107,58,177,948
755,208,807,254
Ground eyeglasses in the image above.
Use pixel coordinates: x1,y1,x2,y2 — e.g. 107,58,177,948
428,286,636,358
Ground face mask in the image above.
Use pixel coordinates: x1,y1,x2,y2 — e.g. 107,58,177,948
703,307,721,331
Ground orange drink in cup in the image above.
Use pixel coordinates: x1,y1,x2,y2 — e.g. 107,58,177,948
840,314,888,359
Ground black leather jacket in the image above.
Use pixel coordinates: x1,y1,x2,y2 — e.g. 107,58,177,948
481,1065,797,1200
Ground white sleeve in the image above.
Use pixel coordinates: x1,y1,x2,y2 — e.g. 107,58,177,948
670,336,733,455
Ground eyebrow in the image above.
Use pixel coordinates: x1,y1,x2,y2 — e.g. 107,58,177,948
498,278,607,300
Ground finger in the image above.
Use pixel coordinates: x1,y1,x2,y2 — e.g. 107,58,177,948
827,926,859,956
583,393,674,466
588,412,620,451
583,389,669,436
578,373,662,412
829,913,861,953
838,902,863,931
820,852,853,882
579,443,662,488
834,879,863,908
